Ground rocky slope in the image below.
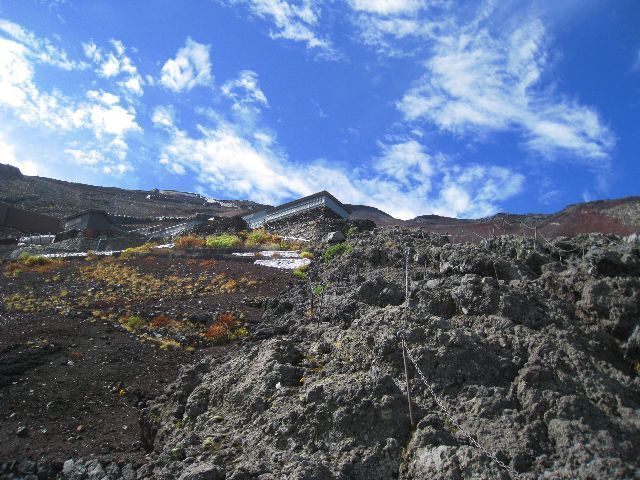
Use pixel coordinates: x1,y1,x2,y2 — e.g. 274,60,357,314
0,164,262,220
92,229,640,480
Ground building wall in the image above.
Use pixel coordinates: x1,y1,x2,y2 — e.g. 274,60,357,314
65,213,114,233
0,202,62,234
87,214,114,232
64,216,85,230
242,210,268,229
322,196,350,220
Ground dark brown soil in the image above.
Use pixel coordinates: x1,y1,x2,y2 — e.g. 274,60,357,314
0,256,293,464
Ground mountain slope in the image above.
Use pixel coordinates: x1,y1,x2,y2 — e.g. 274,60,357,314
0,164,264,220
1,164,638,238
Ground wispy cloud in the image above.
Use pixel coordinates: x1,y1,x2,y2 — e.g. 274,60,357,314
221,70,269,108
0,18,87,70
347,2,615,164
395,16,614,163
160,37,213,92
218,0,338,59
157,106,523,218
82,39,145,96
0,27,140,176
349,0,426,16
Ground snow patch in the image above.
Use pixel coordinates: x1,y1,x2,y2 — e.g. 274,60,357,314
233,250,301,258
254,258,311,270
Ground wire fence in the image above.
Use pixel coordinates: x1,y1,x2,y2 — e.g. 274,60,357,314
400,336,522,479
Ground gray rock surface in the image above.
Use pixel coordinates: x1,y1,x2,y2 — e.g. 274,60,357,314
49,229,640,479
135,230,640,479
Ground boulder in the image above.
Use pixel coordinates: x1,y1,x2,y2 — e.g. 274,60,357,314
325,231,345,243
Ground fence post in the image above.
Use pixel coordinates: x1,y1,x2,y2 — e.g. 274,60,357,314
405,248,410,303
401,339,415,428
307,277,314,318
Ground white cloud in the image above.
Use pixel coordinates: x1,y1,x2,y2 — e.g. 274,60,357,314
64,148,104,165
82,39,145,95
0,18,87,70
375,139,432,185
222,70,269,107
221,0,337,58
396,17,615,162
0,132,39,176
86,103,139,137
0,38,32,109
160,38,212,92
349,0,425,15
152,105,176,130
0,26,140,177
157,114,523,218
87,89,120,106
120,76,143,96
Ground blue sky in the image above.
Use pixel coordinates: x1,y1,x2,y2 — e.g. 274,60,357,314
0,0,638,219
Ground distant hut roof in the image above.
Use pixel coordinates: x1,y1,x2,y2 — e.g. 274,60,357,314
241,191,352,219
270,190,352,215
65,209,114,223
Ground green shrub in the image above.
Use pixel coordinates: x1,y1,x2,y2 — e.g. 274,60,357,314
300,251,314,259
292,265,309,280
125,315,143,330
19,252,51,266
323,243,353,263
345,226,358,238
121,242,158,258
229,327,249,340
246,228,281,246
206,233,242,248
312,283,329,296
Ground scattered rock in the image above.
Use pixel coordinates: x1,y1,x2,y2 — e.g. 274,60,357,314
326,231,346,243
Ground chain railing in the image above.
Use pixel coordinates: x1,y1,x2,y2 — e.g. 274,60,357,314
400,336,522,479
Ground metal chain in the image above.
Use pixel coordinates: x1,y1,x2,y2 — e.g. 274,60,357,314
402,338,522,480
538,232,579,254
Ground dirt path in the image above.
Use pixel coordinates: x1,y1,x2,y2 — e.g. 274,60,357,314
0,256,293,464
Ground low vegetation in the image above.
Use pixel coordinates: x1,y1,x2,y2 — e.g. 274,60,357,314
293,265,309,280
175,235,207,248
245,228,281,247
173,227,304,251
206,233,243,248
1,255,263,350
120,242,158,258
323,242,353,262
204,312,247,342
3,252,65,277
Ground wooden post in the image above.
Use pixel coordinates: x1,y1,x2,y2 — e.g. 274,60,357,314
401,339,415,428
405,248,410,302
308,277,314,318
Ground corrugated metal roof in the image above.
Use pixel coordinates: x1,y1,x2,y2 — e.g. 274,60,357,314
241,190,351,219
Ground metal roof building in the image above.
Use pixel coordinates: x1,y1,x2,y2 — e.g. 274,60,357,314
64,209,118,237
241,191,351,229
